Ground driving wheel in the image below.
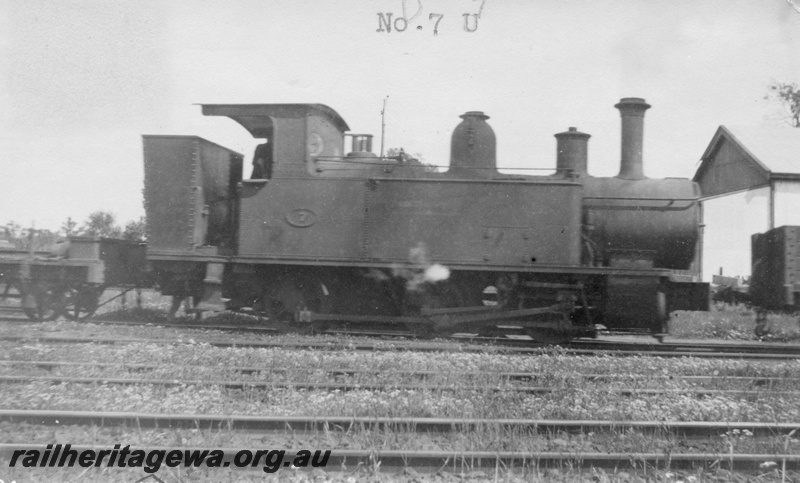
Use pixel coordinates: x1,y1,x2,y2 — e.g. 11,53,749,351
262,275,330,332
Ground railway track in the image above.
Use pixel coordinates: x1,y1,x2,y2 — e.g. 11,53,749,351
5,375,799,397
3,330,799,480
1,410,798,477
4,359,799,387
4,302,800,358
4,305,800,360
2,331,800,360
4,359,800,393
5,409,798,434
2,443,797,475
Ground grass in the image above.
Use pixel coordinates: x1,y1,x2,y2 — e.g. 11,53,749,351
1,420,795,458
5,379,798,422
4,464,793,483
669,303,800,342
4,340,799,380
1,421,798,482
3,340,800,422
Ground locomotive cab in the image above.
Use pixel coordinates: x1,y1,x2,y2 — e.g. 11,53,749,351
202,104,349,178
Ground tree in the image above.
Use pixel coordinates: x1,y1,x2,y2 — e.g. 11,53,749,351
4,211,144,248
4,221,23,243
765,81,800,127
1,222,58,251
122,216,146,241
61,217,78,237
80,211,123,238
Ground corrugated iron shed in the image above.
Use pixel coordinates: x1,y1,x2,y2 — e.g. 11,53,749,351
693,125,800,280
694,126,800,197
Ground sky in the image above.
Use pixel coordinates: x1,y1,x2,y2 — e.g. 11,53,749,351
1,0,799,231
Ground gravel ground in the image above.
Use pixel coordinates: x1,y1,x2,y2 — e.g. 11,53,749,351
2,319,800,482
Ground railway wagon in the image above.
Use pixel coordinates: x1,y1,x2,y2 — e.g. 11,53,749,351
750,225,800,310
143,98,709,341
0,238,146,321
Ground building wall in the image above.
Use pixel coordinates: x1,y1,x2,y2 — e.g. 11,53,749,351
774,180,800,228
701,186,770,280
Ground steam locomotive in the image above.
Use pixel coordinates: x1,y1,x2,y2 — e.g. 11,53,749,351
139,97,709,340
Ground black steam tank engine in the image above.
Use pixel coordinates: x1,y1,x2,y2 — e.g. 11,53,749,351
143,98,709,341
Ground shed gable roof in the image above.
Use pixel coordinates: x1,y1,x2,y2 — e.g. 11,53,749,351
700,125,800,175
694,125,800,198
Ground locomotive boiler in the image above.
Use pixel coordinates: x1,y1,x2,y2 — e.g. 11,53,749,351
142,98,709,340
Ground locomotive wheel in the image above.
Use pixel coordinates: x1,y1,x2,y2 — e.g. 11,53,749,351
63,288,100,321
408,281,471,338
22,288,66,322
262,276,330,331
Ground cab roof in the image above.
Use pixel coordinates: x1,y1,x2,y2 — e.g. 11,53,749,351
200,103,350,138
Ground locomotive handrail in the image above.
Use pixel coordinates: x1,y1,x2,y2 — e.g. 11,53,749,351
313,157,564,171
584,196,699,201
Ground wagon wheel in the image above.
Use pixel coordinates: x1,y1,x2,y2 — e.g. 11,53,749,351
167,296,203,321
63,287,100,321
22,287,66,322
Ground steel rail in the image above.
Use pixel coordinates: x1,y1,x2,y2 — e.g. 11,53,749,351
2,334,799,360
2,410,798,437
3,316,799,355
5,375,799,397
0,314,282,333
4,310,799,353
566,339,800,355
0,335,469,352
3,360,797,387
4,312,800,354
0,444,798,472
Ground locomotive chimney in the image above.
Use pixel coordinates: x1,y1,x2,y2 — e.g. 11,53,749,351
554,127,590,177
615,97,650,180
449,111,496,177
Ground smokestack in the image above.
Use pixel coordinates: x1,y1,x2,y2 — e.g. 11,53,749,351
615,97,650,180
554,127,591,177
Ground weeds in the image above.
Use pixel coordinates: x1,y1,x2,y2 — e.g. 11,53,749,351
670,304,800,342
